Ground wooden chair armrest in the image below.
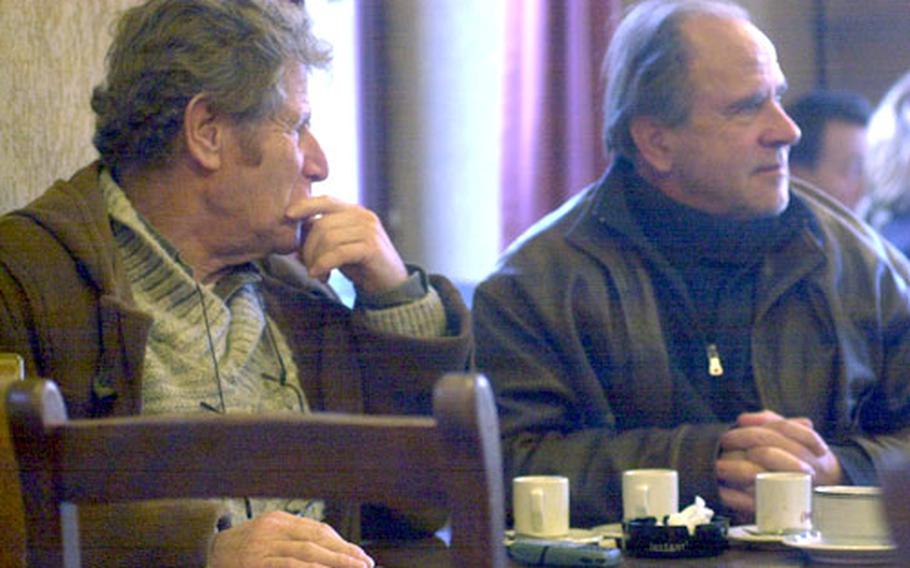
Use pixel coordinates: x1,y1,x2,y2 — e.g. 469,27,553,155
0,355,25,567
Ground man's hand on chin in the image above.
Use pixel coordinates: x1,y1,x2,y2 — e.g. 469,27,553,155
287,195,407,293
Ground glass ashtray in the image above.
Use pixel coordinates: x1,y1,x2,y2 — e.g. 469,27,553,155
622,516,730,558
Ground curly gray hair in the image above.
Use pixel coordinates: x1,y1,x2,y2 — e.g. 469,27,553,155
91,0,330,175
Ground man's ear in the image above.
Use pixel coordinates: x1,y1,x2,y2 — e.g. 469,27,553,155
183,93,223,171
629,116,674,175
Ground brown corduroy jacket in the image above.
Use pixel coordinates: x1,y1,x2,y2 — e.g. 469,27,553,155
0,162,473,564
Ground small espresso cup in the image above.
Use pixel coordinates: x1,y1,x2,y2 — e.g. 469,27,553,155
512,475,570,538
755,471,812,534
813,486,893,545
622,468,678,522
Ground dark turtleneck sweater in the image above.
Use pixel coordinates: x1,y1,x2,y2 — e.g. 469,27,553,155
626,174,805,421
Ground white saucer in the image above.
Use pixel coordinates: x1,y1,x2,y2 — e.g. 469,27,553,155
728,525,788,547
782,532,897,565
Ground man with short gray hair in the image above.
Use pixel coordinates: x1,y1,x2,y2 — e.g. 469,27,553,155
475,0,910,527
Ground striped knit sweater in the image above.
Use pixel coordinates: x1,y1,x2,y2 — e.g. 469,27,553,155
100,170,448,524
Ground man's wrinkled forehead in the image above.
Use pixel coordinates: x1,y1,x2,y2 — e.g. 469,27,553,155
684,15,777,63
681,15,784,89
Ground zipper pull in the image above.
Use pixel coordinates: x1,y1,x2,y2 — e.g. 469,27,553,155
706,343,724,377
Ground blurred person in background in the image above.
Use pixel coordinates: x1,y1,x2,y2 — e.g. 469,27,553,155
787,89,871,211
865,70,910,257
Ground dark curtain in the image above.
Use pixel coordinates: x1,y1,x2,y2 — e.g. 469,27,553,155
355,2,392,228
500,0,621,247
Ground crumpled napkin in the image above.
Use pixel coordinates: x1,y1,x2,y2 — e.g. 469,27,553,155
664,496,714,535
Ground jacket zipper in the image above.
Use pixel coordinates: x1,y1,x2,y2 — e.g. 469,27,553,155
706,343,724,377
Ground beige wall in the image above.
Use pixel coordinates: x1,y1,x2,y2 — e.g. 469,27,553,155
0,0,134,213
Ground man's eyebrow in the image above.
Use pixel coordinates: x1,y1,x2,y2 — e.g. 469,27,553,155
726,82,789,114
726,91,766,113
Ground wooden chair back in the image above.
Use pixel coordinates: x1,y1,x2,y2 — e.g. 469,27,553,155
0,353,25,568
7,372,506,568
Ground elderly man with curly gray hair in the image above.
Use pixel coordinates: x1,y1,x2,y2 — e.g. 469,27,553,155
0,1,472,566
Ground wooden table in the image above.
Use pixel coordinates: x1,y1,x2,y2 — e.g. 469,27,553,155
366,537,905,567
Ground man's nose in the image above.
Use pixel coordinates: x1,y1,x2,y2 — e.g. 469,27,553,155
768,104,802,148
303,131,328,182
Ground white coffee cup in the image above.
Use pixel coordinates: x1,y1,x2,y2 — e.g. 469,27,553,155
512,475,570,538
755,471,812,534
622,469,678,522
813,486,893,545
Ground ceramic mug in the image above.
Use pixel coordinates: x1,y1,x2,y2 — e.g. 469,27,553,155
755,471,812,534
512,475,570,538
622,468,678,522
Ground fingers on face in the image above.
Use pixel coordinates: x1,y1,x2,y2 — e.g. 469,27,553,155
304,238,372,281
301,208,387,277
285,194,342,220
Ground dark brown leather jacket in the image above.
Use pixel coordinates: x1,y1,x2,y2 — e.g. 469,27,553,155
475,160,910,526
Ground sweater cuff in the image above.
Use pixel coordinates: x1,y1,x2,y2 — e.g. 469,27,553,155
355,265,428,309
358,285,448,338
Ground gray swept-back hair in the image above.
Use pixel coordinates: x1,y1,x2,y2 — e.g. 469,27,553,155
91,0,330,175
602,0,749,160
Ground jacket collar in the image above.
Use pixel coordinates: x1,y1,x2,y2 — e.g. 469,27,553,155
571,158,821,248
565,158,828,312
